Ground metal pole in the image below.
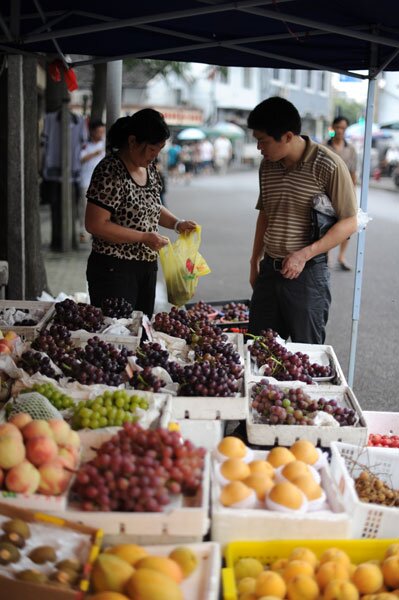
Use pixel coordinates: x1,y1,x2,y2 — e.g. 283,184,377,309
347,76,376,387
106,60,122,131
61,98,72,252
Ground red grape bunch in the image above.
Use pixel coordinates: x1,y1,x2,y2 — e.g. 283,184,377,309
186,300,219,320
178,361,239,397
221,302,249,322
249,329,333,383
53,298,104,332
101,297,133,319
191,337,243,378
251,379,356,426
17,350,60,380
71,423,206,512
128,366,166,392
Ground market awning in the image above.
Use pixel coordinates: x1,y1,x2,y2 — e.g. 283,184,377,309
1,1,399,77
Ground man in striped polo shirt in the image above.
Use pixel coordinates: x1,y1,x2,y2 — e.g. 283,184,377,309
247,97,357,344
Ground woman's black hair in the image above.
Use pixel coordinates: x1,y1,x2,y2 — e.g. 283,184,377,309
107,108,170,151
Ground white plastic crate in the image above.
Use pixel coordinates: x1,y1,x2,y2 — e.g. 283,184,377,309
60,453,211,544
246,383,368,447
175,419,226,450
363,410,399,436
330,441,399,538
246,341,347,388
170,377,247,420
0,300,55,341
211,451,350,549
130,542,221,600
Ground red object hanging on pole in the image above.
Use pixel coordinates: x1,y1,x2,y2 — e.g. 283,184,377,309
48,59,78,92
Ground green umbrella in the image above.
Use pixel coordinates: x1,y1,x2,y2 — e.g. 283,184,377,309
205,121,245,140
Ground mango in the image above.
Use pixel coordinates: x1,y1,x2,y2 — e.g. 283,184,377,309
125,568,183,600
135,555,183,583
105,544,149,566
91,554,134,593
168,546,199,578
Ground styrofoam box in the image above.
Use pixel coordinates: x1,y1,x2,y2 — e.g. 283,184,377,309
246,383,368,446
176,419,226,450
363,410,399,436
0,300,55,341
211,451,350,549
59,452,211,544
170,378,247,420
330,441,399,538
246,341,347,388
67,310,143,351
121,542,220,600
0,488,69,511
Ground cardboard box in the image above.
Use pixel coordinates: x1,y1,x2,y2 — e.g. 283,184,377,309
0,502,102,600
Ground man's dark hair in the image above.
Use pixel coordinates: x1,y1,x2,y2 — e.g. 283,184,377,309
247,97,301,140
332,116,349,127
89,119,105,130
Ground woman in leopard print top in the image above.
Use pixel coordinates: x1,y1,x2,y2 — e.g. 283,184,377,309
85,108,196,316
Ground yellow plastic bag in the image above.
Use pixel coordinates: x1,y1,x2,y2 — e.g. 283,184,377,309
159,225,211,307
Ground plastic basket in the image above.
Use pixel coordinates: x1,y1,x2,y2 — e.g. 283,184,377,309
330,441,399,538
222,538,399,600
0,300,55,341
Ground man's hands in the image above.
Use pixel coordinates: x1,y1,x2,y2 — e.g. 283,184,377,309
143,232,169,251
281,251,308,279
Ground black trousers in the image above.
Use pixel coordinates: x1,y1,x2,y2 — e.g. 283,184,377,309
249,256,331,343
86,251,158,318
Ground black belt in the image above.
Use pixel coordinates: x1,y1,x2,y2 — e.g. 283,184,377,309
264,254,327,272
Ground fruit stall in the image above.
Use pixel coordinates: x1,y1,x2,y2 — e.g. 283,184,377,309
0,297,398,600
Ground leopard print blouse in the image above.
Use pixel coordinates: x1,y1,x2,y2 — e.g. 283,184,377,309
87,154,162,261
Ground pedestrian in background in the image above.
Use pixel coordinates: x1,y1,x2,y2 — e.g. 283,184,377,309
85,108,197,316
167,139,182,181
247,97,357,344
324,116,357,271
79,119,106,243
199,138,214,174
213,134,232,174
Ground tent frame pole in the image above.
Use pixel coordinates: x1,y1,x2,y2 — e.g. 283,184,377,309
347,75,376,387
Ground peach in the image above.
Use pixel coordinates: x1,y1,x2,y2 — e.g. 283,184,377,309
385,544,399,559
255,571,287,598
288,548,318,570
48,419,71,445
319,548,351,568
38,459,71,495
382,556,399,589
0,341,11,354
0,423,23,440
283,560,314,582
8,413,33,430
22,420,54,440
0,435,25,469
323,579,359,600
237,577,257,595
316,561,350,591
66,429,81,449
57,446,79,469
286,574,319,600
26,436,58,466
5,460,40,494
351,563,384,595
4,331,18,349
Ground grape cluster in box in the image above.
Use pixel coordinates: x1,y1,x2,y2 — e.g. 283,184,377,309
247,379,367,446
247,329,347,387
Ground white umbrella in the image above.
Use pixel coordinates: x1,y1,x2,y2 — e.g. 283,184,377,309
177,127,206,141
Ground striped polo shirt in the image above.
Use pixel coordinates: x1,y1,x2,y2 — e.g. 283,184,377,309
255,136,357,259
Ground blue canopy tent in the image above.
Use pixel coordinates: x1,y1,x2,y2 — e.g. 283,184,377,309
2,0,399,385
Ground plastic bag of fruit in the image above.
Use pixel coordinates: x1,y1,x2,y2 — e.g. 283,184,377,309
159,225,211,307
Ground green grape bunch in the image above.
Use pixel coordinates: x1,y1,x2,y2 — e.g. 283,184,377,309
28,382,75,410
71,389,149,430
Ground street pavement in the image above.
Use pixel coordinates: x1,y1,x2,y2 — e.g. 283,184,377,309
41,170,399,411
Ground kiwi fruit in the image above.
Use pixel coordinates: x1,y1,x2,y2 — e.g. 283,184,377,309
29,545,57,564
0,531,26,548
2,518,31,540
50,569,78,585
56,558,82,573
15,569,48,584
0,541,20,565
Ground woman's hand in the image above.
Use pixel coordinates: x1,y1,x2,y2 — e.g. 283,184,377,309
143,232,169,251
176,220,197,234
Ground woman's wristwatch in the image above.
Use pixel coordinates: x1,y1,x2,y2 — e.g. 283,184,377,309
174,219,185,233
